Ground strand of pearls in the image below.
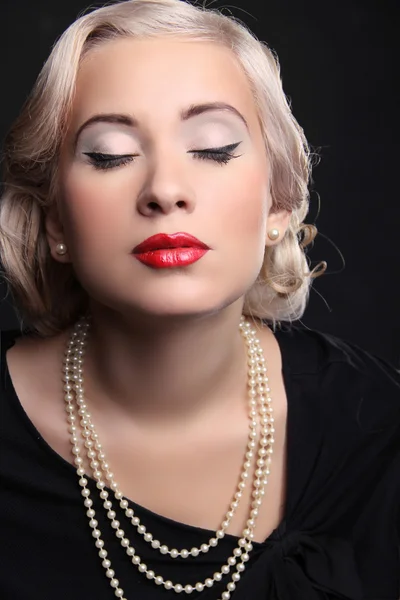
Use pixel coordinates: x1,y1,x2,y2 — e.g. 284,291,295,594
64,315,274,599
67,318,258,558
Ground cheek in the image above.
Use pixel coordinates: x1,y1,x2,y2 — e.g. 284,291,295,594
212,165,269,247
60,169,135,251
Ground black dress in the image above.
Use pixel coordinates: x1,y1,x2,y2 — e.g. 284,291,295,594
1,325,399,600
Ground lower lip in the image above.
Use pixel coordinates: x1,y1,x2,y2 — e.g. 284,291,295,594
133,247,209,268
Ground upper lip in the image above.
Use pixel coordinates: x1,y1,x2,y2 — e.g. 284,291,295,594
133,232,210,253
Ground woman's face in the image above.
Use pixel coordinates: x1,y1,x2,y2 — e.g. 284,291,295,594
52,37,288,318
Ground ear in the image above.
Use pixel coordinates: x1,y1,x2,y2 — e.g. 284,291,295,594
265,208,292,247
45,203,70,263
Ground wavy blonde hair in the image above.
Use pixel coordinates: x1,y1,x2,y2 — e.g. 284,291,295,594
0,0,326,336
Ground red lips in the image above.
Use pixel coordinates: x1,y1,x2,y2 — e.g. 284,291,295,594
133,232,209,253
132,233,210,269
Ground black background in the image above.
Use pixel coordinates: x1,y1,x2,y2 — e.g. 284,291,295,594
1,0,399,364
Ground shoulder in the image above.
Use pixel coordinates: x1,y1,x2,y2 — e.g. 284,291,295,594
1,327,69,401
273,322,400,434
274,322,400,384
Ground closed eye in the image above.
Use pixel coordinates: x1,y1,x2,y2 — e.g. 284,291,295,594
189,141,242,165
83,141,242,170
82,152,136,170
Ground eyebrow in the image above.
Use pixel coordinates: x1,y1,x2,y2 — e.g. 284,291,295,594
73,102,249,146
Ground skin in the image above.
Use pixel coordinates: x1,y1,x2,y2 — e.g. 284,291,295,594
9,37,291,541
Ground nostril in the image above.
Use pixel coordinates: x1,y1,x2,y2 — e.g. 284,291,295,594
177,200,185,208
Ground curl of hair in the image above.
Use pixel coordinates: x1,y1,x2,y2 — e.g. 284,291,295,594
0,0,326,336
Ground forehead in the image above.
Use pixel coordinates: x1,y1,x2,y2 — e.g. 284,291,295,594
71,37,259,130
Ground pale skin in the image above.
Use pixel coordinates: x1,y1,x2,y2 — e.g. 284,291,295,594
7,38,291,542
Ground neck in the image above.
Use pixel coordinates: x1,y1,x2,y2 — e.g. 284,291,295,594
79,302,253,429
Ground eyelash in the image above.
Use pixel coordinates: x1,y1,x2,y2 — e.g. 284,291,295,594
83,142,241,171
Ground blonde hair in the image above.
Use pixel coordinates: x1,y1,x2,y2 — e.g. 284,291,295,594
0,0,326,336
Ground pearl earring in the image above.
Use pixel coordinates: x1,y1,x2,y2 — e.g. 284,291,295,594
267,228,280,241
56,243,68,255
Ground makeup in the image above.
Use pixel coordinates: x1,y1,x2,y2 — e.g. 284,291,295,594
132,232,210,268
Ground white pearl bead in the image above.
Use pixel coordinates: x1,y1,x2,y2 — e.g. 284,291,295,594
190,547,199,557
170,549,179,558
221,565,230,574
164,580,173,590
205,578,214,587
195,583,204,591
174,584,183,592
222,592,231,599
184,584,193,593
214,572,222,581
155,576,164,585
146,570,155,579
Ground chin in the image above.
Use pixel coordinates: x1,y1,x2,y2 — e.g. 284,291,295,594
102,289,242,324
127,295,230,320
86,272,249,322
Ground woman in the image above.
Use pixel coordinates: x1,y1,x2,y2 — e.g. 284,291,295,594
0,0,399,598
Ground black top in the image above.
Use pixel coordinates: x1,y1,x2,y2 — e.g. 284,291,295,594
1,325,399,600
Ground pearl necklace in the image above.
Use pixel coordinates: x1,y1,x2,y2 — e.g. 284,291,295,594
64,315,275,599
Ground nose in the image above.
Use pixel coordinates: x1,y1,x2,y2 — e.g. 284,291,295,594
136,153,196,217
